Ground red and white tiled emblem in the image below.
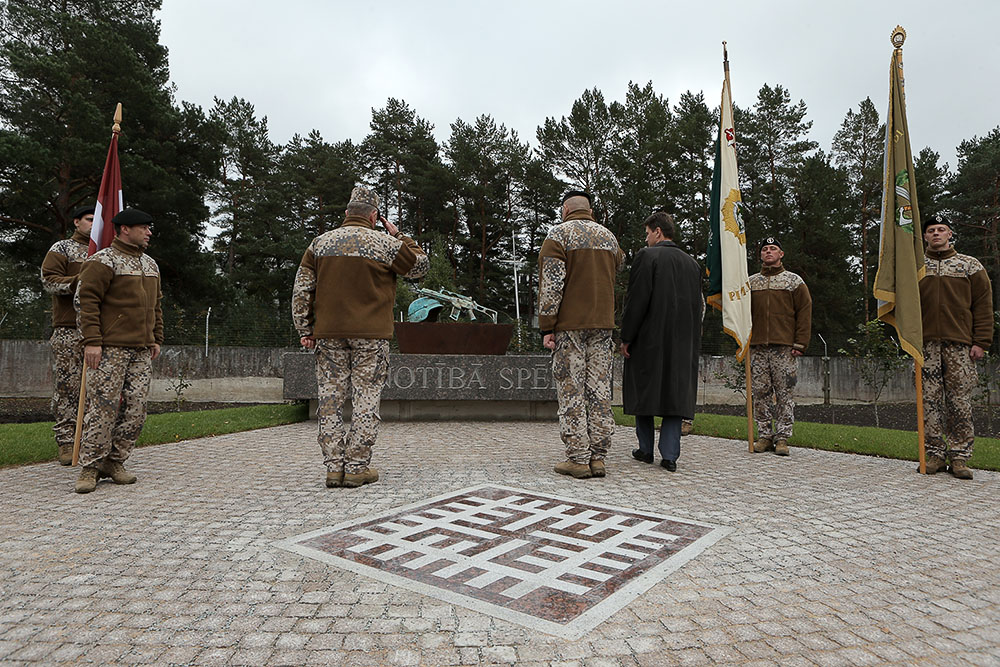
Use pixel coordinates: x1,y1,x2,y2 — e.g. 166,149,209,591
277,485,731,638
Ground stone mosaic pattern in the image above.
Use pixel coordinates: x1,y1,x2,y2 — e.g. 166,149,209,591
278,485,728,638
1,421,999,665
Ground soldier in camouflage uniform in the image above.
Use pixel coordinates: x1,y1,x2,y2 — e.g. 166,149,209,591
920,214,994,479
292,185,428,489
74,208,162,493
40,206,94,465
538,191,624,479
749,237,812,456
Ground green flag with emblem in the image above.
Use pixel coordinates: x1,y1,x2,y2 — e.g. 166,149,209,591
873,26,925,365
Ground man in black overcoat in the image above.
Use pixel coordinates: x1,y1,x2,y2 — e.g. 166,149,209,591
620,211,703,471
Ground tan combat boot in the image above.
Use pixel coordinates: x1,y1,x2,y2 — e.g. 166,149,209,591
343,467,379,488
774,440,790,456
74,466,99,494
753,438,773,453
326,470,344,488
589,459,606,477
98,460,137,484
923,455,948,474
950,459,974,480
57,444,73,466
554,460,593,478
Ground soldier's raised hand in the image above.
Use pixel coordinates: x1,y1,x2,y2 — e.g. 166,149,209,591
380,216,399,237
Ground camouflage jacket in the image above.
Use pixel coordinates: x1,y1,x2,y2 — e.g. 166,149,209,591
749,264,812,350
921,247,993,349
292,216,428,340
40,229,90,327
75,238,163,348
537,211,623,334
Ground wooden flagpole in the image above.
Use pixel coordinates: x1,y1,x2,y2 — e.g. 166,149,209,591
915,361,926,473
70,364,87,466
745,354,754,452
71,103,122,466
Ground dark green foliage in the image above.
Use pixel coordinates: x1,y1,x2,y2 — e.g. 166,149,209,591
3,4,997,354
947,128,1000,329
832,97,883,320
0,0,219,332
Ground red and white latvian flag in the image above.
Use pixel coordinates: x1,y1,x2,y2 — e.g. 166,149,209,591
89,129,122,255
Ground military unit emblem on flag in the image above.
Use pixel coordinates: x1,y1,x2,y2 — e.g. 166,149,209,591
894,169,914,233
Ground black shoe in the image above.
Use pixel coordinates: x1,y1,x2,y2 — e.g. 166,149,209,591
632,449,654,464
661,459,677,472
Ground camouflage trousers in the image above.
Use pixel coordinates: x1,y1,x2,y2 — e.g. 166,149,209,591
751,344,797,440
50,327,84,448
315,338,389,474
79,347,152,468
922,340,977,460
552,329,615,464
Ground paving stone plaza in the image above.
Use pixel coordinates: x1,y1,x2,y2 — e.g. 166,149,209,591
2,421,999,665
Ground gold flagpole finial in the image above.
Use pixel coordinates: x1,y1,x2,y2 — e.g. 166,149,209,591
891,26,906,49
112,103,122,134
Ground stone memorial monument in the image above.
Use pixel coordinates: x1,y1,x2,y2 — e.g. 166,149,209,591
284,289,558,420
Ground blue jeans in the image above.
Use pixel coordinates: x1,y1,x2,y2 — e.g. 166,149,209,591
636,416,681,463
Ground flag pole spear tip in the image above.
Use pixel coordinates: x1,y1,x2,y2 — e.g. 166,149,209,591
112,102,122,134
891,26,906,49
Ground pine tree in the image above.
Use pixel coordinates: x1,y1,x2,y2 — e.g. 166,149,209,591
949,128,1000,316
737,84,818,244
672,91,715,261
832,98,883,320
0,0,219,339
536,88,615,219
445,115,530,310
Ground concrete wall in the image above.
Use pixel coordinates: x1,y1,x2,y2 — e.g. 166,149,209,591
3,339,994,405
0,340,293,403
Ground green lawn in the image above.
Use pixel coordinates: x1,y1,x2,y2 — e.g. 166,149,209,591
1,403,309,468
613,408,1000,472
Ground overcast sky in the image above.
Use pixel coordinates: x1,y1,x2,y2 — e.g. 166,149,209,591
159,1,997,171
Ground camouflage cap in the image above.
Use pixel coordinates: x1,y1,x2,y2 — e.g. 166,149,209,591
349,185,380,209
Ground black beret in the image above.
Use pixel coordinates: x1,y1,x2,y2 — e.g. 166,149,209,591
72,206,95,220
112,208,153,227
561,190,592,205
759,236,782,251
923,213,950,232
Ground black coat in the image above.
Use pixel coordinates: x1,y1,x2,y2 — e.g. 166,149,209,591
620,241,703,418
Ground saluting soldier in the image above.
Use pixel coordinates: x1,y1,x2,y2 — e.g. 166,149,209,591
292,186,428,489
920,214,994,479
74,208,162,493
40,206,94,465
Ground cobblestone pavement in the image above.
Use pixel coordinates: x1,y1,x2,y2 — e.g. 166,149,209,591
1,422,998,666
